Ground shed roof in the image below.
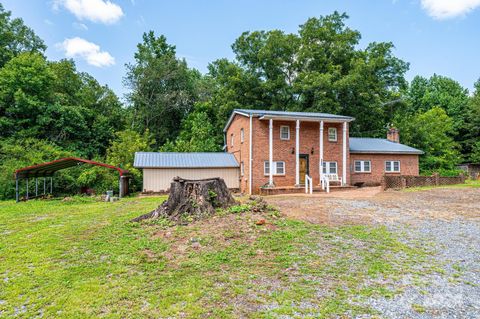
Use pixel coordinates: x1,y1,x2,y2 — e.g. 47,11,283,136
224,109,354,132
14,157,129,179
134,152,239,168
349,138,423,154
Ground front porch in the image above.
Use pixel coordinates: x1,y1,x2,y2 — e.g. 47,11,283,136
259,184,356,196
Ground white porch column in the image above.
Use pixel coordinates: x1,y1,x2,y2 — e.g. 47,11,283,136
269,118,273,186
295,119,300,186
319,121,324,183
342,121,347,186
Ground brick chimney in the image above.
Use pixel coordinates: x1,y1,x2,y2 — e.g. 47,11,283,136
387,128,400,143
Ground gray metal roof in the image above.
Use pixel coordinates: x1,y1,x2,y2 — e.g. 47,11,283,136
134,152,240,168
224,109,355,132
235,109,354,121
349,138,423,154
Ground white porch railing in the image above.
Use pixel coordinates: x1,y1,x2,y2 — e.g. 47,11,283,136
321,175,330,193
305,175,313,194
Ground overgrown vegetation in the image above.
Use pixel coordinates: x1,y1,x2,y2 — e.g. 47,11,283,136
0,197,434,318
1,3,479,198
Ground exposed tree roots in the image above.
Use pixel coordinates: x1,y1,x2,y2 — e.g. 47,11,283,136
132,177,237,224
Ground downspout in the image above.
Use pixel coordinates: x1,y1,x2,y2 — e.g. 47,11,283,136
249,114,253,195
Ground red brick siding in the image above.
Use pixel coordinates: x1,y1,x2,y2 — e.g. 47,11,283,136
225,114,250,193
250,119,349,194
350,154,420,186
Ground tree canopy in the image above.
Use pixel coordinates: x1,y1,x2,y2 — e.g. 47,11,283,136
1,5,479,199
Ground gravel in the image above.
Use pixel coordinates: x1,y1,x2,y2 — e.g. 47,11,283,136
361,215,480,318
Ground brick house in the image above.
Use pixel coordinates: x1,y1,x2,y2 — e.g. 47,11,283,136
224,109,423,194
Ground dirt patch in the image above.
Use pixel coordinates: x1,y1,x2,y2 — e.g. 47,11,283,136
267,187,480,226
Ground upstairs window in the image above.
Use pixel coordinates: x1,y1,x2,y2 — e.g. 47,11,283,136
354,160,371,173
328,127,337,142
385,160,400,173
240,128,244,143
280,126,290,140
240,161,245,176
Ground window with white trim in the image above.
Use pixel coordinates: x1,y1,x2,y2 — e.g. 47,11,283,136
264,161,285,175
230,133,234,147
328,127,337,142
240,161,245,176
385,160,400,173
280,126,290,140
354,160,371,173
322,161,337,174
240,128,244,143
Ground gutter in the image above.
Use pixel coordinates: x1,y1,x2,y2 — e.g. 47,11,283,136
249,114,253,195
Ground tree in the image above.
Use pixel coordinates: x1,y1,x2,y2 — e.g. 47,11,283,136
209,12,409,137
464,80,480,163
124,31,203,148
0,52,54,138
404,75,470,156
106,130,155,190
395,107,461,172
160,104,221,152
0,138,72,200
0,4,46,68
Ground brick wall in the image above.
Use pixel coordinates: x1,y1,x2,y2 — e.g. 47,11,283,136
250,118,349,194
225,114,250,193
350,153,419,186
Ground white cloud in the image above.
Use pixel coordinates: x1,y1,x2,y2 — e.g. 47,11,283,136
57,37,115,67
44,19,54,26
421,0,480,19
73,22,88,30
54,0,124,24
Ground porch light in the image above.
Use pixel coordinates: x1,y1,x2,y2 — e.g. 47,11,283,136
311,147,314,155
291,147,295,154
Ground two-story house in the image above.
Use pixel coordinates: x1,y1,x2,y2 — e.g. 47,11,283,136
224,109,423,194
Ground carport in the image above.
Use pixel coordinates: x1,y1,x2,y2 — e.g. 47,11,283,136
14,157,130,202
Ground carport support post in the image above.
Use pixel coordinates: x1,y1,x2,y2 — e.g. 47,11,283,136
35,178,38,197
43,178,46,195
15,175,19,203
119,176,123,198
26,178,29,200
50,177,53,195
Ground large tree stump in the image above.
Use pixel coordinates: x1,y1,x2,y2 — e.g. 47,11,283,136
132,177,236,223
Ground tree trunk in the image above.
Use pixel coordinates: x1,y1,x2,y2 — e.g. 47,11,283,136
132,177,236,223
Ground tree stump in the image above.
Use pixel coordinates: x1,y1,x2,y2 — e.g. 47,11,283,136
132,177,236,223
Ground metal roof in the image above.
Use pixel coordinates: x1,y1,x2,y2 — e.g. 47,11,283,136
134,152,240,168
14,157,129,179
224,109,354,132
235,109,354,120
349,138,423,154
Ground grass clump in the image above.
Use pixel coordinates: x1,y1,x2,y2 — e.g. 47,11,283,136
0,196,431,318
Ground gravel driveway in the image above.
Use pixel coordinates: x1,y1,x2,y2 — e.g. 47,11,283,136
268,187,480,318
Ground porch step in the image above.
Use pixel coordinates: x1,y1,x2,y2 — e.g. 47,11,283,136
259,185,355,196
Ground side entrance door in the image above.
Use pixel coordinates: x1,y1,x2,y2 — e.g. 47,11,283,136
299,154,309,185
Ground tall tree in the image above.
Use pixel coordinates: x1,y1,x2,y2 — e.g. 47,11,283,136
209,12,409,136
465,80,480,162
395,107,461,172
125,31,203,148
0,4,46,68
403,75,470,158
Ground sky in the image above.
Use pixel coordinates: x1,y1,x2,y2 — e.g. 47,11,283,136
3,0,480,100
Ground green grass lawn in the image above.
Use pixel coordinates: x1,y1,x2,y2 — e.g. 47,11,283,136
404,178,480,191
0,196,432,318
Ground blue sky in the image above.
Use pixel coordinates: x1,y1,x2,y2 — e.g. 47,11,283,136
3,0,480,100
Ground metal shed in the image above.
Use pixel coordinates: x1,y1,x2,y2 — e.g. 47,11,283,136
14,157,130,201
134,152,240,192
